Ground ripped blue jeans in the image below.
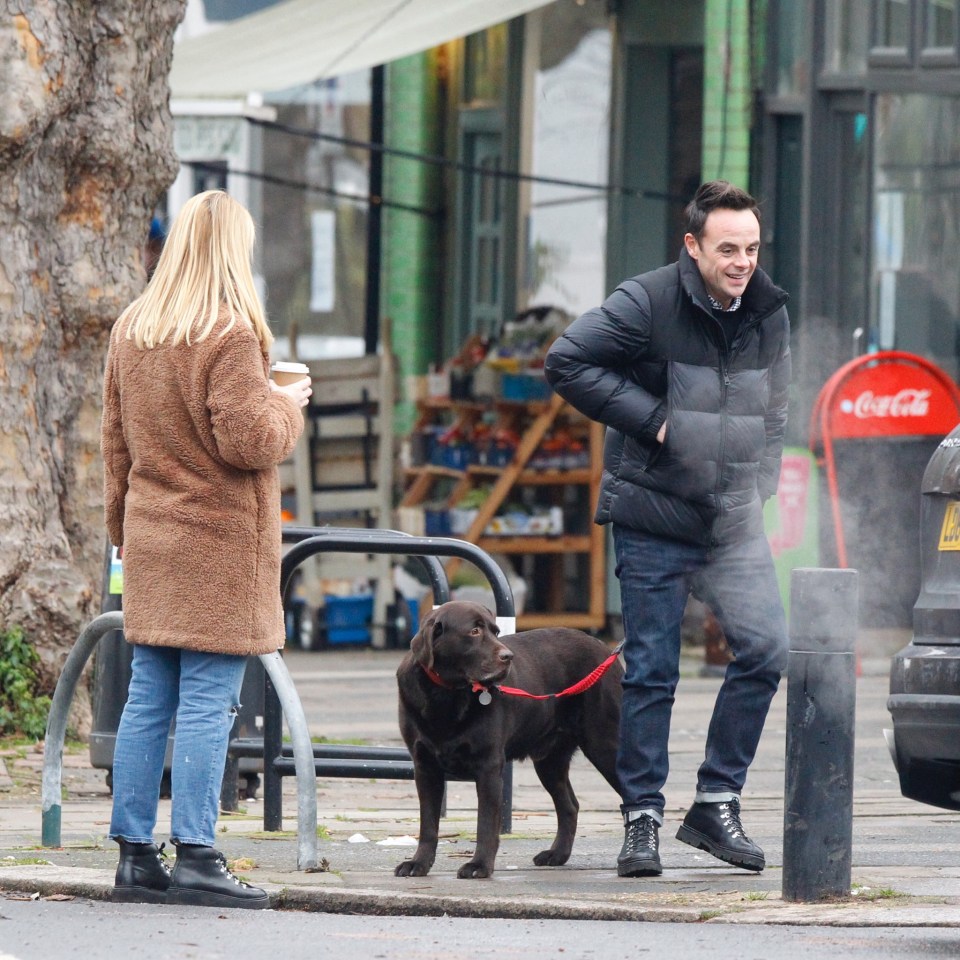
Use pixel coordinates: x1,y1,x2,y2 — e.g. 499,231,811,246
109,644,248,846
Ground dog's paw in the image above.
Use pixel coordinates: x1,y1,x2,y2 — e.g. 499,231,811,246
457,860,493,879
394,859,432,877
533,848,571,867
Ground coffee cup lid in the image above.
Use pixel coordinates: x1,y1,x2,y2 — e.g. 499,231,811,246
271,361,310,373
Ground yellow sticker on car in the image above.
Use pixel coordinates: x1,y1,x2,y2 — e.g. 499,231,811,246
939,501,960,550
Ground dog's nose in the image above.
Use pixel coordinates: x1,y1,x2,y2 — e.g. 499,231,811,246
498,647,514,663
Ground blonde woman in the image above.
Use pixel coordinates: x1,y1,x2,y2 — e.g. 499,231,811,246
101,191,311,909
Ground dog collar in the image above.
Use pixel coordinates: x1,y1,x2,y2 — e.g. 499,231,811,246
420,663,453,689
420,664,495,705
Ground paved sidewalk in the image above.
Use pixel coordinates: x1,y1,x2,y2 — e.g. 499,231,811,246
1,644,959,925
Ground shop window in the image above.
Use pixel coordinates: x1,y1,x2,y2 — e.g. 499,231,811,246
464,24,508,105
774,0,809,96
921,0,960,64
877,0,913,46
871,93,960,379
823,0,871,74
871,0,913,66
192,159,227,194
257,72,372,355
925,0,957,46
525,0,612,315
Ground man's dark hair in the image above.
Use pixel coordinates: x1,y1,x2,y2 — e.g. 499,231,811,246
684,180,760,241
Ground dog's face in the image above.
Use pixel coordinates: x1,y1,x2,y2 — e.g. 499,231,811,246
411,601,514,686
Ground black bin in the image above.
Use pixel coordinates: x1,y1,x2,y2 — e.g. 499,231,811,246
89,543,265,800
888,428,960,810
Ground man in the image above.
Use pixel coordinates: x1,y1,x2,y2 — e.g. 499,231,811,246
544,180,790,877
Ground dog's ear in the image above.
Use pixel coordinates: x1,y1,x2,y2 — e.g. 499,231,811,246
410,607,440,671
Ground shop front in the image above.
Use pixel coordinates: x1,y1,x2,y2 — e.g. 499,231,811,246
762,0,960,626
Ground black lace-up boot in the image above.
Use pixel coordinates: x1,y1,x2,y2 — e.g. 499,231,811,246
676,797,765,871
112,840,172,903
167,844,270,909
617,812,661,877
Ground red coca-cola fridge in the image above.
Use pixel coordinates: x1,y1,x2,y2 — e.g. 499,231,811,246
809,351,960,627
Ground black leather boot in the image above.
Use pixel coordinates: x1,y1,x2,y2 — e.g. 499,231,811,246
617,812,662,877
112,840,172,903
167,845,270,909
675,797,765,871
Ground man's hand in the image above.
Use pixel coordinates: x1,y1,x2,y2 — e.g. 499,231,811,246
657,421,667,444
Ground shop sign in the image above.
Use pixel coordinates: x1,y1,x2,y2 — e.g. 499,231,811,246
809,350,960,568
822,354,960,440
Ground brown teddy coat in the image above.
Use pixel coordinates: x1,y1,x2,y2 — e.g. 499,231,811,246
101,315,304,655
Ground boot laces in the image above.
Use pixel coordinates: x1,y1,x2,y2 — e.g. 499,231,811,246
155,842,172,878
624,814,657,855
718,799,747,840
216,852,255,888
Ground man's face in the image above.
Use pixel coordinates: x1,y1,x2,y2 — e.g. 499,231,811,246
684,207,760,309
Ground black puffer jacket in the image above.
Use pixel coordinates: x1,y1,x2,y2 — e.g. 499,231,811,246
544,249,790,547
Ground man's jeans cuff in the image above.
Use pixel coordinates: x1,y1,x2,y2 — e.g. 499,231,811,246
623,808,663,827
695,790,740,804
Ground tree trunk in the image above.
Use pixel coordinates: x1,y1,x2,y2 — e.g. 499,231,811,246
0,1,187,715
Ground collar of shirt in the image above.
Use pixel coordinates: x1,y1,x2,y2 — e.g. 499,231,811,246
708,294,741,312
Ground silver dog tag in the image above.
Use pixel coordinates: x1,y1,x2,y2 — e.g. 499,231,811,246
478,689,492,706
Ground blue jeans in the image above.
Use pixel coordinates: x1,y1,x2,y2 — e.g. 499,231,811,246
613,525,788,819
109,644,248,846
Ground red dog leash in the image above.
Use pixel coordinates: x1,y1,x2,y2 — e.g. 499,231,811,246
422,639,625,705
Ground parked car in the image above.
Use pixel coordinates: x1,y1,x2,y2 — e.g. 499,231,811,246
886,426,960,810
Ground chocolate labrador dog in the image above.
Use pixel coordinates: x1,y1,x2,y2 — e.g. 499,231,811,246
395,600,622,879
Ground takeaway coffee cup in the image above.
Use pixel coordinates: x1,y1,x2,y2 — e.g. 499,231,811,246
271,361,310,386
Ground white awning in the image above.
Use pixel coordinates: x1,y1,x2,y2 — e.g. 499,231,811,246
170,0,555,99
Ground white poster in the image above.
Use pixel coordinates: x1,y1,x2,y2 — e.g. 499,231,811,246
310,209,336,313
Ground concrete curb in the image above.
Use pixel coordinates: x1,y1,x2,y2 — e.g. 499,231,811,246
1,865,958,926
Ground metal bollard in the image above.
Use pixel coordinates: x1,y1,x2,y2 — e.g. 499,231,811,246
782,567,859,902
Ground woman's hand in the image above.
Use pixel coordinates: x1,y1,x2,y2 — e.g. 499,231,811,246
270,376,312,408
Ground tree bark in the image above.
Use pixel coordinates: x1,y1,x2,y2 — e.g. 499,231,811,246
0,1,187,711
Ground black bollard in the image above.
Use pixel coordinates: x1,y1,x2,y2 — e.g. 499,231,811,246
782,567,859,902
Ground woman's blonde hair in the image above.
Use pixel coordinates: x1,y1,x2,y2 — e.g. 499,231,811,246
119,190,272,350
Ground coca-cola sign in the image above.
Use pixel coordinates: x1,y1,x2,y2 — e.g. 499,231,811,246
841,389,931,419
809,351,960,569
812,351,960,442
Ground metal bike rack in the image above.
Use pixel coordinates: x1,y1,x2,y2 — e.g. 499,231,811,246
254,528,516,834
221,526,453,810
280,525,452,611
43,611,125,850
42,611,322,870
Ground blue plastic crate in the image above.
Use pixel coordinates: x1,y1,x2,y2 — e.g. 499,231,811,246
501,372,551,401
324,594,373,645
